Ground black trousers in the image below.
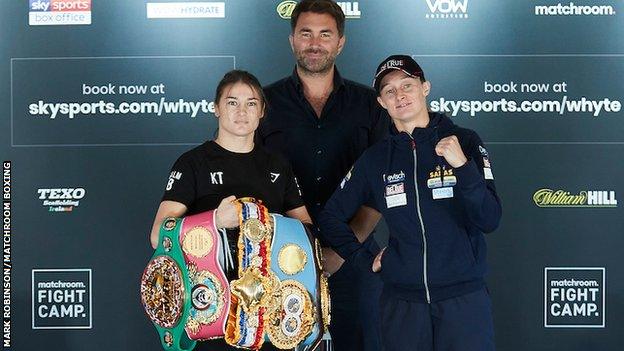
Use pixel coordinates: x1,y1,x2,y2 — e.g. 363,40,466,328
380,288,495,351
328,259,382,351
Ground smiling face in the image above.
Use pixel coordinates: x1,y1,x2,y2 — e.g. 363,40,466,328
214,82,264,139
289,12,345,75
376,70,431,130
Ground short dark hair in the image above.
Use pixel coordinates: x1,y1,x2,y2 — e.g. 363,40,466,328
291,0,345,37
214,70,266,112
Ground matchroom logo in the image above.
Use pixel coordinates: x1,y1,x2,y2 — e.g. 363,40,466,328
535,2,616,16
544,267,605,328
32,269,92,329
533,189,617,208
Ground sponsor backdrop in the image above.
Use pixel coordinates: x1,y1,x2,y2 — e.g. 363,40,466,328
1,0,623,350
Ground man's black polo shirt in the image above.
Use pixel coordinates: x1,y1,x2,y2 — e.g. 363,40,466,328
258,68,389,222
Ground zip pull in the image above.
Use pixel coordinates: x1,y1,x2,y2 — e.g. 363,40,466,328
403,131,416,150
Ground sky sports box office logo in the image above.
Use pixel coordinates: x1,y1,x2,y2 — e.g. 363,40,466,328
544,268,605,328
29,0,92,26
32,269,92,329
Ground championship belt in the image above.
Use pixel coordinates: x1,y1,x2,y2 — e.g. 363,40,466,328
179,210,230,340
265,215,329,350
225,198,279,350
140,217,197,351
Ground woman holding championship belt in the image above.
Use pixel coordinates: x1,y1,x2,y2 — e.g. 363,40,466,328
148,70,313,351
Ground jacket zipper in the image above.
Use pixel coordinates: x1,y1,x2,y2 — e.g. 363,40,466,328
409,136,431,303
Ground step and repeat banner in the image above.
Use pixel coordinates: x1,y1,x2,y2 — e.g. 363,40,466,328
1,1,623,350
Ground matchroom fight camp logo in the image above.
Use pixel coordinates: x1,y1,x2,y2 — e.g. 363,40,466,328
32,269,92,329
29,0,92,26
544,267,605,328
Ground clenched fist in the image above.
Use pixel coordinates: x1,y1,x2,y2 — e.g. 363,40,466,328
435,135,468,168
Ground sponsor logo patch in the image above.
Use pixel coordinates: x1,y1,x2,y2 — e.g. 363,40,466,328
545,267,605,328
385,182,404,196
29,0,92,26
32,268,92,329
37,188,85,212
425,0,469,19
533,189,617,208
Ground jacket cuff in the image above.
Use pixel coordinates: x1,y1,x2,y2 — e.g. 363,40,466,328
454,159,483,189
362,234,381,257
353,249,375,275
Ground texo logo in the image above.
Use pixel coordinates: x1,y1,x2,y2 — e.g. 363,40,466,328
37,187,86,212
37,188,85,200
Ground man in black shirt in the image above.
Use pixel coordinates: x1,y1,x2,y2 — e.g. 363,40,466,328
257,1,388,349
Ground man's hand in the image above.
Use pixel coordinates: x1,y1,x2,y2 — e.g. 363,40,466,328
435,135,468,168
321,247,345,276
372,247,386,273
215,195,238,229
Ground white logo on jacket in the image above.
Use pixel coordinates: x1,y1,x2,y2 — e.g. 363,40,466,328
270,173,280,183
210,171,223,185
385,171,405,184
166,171,182,191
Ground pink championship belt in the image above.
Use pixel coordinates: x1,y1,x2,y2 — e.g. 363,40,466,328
179,210,230,340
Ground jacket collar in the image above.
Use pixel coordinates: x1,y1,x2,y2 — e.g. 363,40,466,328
390,112,454,146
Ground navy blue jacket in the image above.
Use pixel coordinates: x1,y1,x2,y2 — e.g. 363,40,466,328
318,113,502,303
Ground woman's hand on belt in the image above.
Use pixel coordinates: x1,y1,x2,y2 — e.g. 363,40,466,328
215,195,239,229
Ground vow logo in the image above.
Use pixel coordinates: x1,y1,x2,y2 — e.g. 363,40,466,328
425,0,469,19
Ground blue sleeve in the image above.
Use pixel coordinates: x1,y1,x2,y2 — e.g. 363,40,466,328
318,155,377,273
454,133,502,233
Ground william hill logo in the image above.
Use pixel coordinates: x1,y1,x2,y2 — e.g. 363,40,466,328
277,1,361,19
533,189,617,208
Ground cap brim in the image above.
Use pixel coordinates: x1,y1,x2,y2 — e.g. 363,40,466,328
373,67,419,92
